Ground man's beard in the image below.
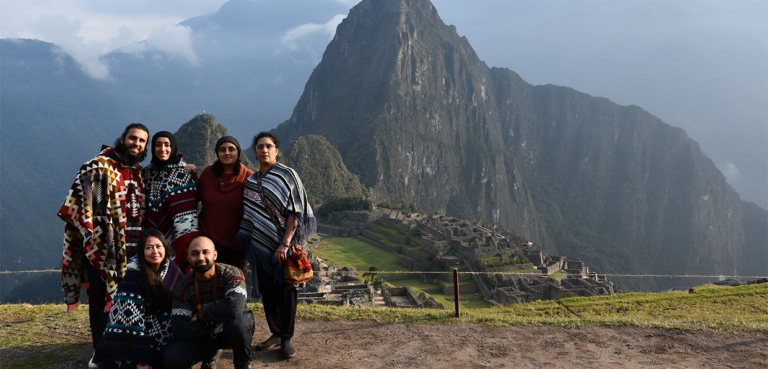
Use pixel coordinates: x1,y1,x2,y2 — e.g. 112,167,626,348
193,261,214,274
113,140,148,166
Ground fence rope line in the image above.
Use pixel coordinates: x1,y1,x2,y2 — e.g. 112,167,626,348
0,269,59,274
1,269,766,279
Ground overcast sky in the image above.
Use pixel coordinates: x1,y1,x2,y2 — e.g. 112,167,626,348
2,0,764,81
2,0,766,203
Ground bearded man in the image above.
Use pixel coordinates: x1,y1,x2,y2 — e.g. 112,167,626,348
57,123,149,368
165,236,255,369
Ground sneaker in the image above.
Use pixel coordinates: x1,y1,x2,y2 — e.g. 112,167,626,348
201,349,221,369
254,335,280,351
280,339,295,359
88,352,99,368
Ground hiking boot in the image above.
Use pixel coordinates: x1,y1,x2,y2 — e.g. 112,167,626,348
281,338,295,359
201,349,221,369
255,335,280,351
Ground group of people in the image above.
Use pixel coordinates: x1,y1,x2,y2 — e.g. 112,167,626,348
57,123,315,369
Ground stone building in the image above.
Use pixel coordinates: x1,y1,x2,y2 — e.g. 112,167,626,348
317,210,615,307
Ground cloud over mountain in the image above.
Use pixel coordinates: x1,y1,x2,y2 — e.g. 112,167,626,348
281,14,346,50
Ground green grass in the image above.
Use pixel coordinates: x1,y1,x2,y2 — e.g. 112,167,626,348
388,278,441,290
405,287,493,310
448,264,468,270
293,282,768,332
366,230,410,248
0,304,92,369
2,283,766,366
313,236,414,275
371,223,399,234
550,270,564,278
406,287,493,310
371,223,422,244
401,245,431,258
479,256,501,261
437,279,477,287
506,268,538,274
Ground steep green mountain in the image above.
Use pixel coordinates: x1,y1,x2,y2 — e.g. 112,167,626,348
279,135,368,203
174,114,256,170
272,0,767,290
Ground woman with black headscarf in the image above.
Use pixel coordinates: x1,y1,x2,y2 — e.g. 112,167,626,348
141,131,200,272
197,136,254,272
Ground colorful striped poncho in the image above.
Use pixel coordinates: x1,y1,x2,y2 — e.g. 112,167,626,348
141,155,199,272
237,162,316,282
57,146,145,312
95,256,184,368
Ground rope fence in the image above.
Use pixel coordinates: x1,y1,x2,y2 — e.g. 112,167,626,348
1,268,766,279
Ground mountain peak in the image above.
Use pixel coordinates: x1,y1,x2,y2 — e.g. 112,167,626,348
273,0,767,289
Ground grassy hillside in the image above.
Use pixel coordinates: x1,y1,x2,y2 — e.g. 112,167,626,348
2,283,766,368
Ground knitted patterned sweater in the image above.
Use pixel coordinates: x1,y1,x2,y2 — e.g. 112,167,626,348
170,263,248,339
94,257,184,367
141,155,199,272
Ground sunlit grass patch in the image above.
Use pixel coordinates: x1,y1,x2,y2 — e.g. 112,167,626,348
315,236,414,276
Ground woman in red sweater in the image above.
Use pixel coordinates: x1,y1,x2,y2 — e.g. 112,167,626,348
197,136,254,272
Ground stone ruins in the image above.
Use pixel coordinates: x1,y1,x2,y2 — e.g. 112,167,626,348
301,210,614,308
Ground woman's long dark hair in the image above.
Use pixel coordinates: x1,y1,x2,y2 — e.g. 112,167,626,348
137,229,171,313
212,159,242,177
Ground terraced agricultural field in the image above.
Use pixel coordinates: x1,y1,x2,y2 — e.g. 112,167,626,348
313,236,413,276
315,227,489,309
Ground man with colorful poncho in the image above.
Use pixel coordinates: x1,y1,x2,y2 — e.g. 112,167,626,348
57,123,149,368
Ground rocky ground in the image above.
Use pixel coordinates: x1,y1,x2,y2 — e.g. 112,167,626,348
59,319,766,368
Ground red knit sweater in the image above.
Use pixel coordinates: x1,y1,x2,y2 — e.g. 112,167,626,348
197,163,254,250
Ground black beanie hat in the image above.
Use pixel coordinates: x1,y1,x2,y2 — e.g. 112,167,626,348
215,135,241,161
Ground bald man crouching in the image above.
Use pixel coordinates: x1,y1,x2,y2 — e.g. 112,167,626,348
164,237,255,369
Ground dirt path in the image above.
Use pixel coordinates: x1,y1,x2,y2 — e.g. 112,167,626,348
61,319,768,368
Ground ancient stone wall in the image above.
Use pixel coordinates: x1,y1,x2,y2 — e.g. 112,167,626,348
389,234,410,244
485,263,535,273
317,224,351,237
417,292,444,309
537,262,560,275
402,247,429,262
439,280,478,295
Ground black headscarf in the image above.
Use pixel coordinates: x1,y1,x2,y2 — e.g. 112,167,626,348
150,131,182,168
212,135,242,176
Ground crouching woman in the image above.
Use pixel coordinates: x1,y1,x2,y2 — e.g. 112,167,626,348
94,229,184,368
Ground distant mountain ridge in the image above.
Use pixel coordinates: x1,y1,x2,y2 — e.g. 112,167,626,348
272,0,767,290
0,0,765,298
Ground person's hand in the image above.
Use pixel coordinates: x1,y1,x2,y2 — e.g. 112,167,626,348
184,164,198,176
137,365,151,369
276,244,289,263
191,313,198,322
